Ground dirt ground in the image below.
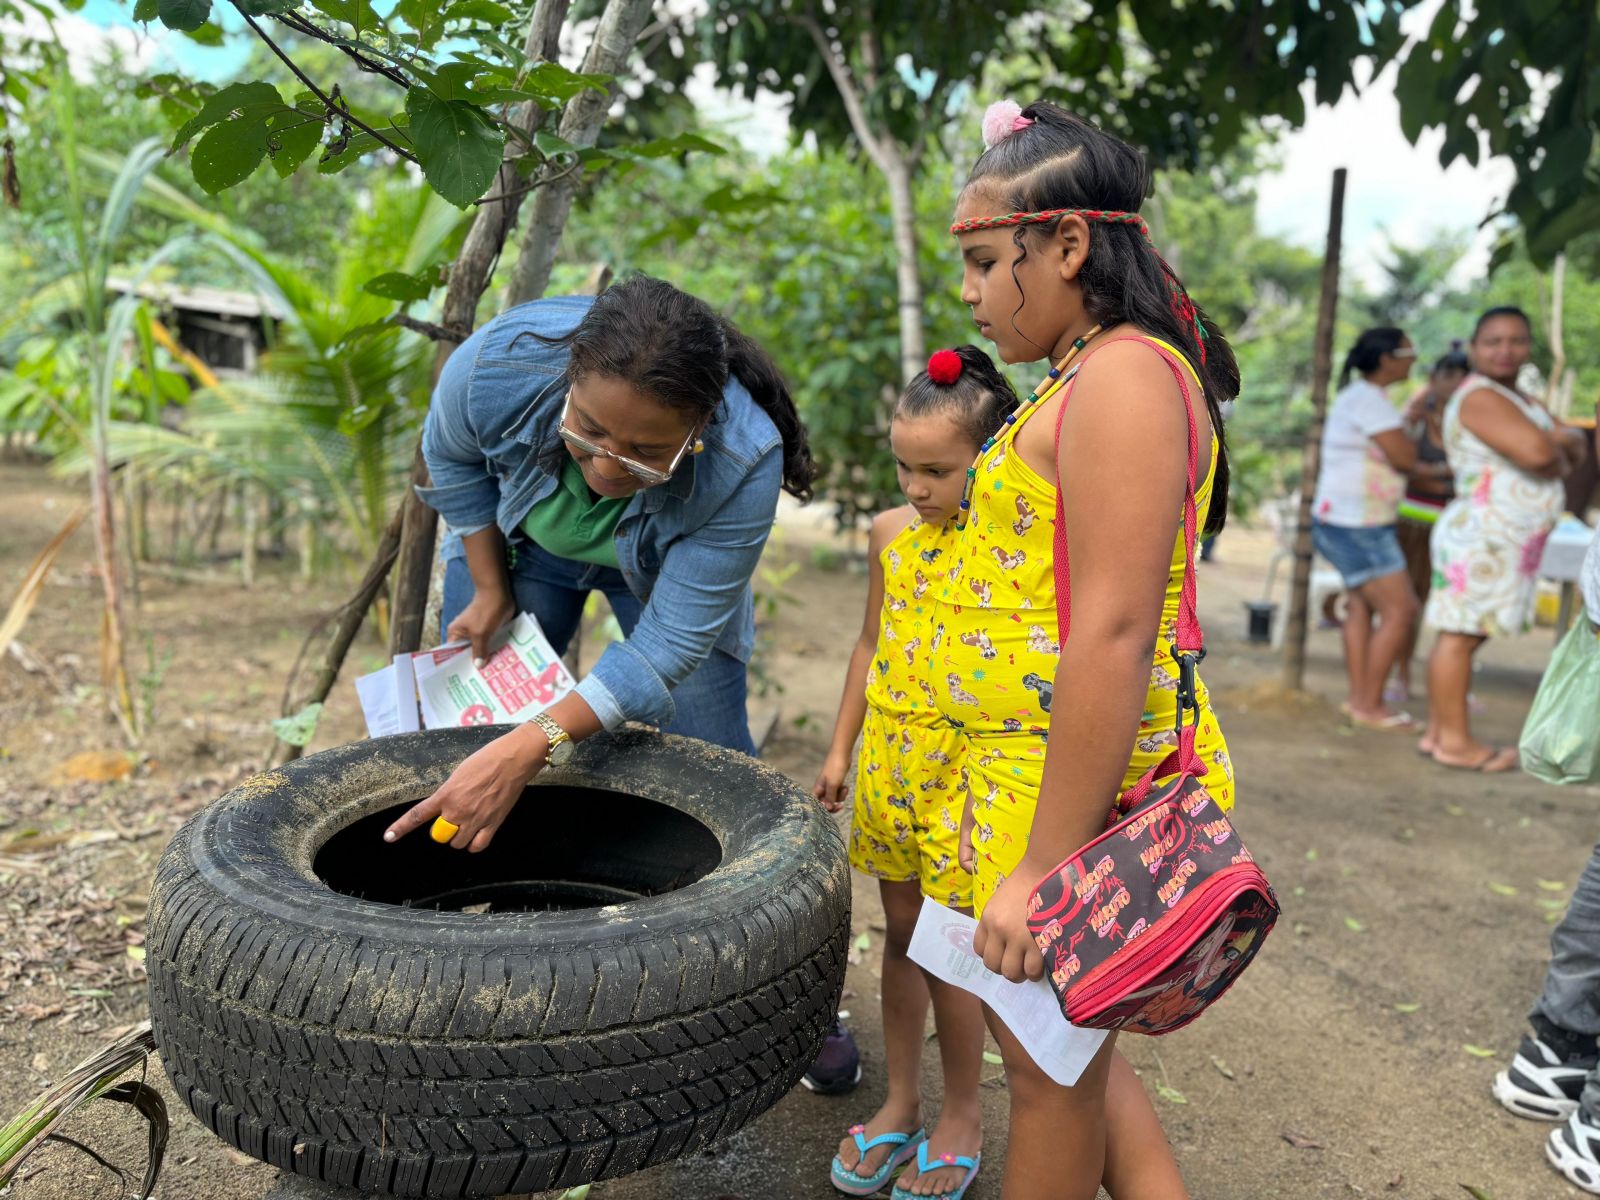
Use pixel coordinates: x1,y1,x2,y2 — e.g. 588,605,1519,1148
2,455,1596,1200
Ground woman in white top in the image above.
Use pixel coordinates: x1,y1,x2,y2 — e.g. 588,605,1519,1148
1423,306,1589,772
1311,327,1423,730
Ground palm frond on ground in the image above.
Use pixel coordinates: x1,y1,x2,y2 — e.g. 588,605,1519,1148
0,1021,167,1199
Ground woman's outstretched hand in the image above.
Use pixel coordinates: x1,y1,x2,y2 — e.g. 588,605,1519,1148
972,859,1047,984
384,723,548,852
447,586,516,666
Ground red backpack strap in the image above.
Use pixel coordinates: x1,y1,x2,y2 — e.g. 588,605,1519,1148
1051,338,1207,776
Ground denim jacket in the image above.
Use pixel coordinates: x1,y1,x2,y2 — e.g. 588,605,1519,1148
417,296,782,731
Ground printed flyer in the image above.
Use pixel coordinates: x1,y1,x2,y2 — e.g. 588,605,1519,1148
354,613,575,734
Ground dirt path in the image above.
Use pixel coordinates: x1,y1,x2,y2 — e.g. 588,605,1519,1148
2,460,1593,1200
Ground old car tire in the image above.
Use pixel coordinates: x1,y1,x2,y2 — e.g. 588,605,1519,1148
146,729,850,1198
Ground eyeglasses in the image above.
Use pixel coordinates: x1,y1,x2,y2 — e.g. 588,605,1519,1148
1390,347,1419,359
557,393,695,486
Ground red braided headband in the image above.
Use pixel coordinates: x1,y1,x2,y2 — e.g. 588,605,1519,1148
948,206,1208,364
948,207,1151,239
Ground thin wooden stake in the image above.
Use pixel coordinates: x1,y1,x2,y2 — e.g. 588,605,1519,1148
1282,167,1347,692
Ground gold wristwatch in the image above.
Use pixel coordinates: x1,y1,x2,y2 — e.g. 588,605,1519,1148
530,713,574,765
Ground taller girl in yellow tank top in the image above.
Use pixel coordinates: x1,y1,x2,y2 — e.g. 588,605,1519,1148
932,334,1234,915
937,98,1247,1200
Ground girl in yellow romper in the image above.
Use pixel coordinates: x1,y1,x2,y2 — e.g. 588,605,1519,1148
937,99,1242,1200
815,347,1018,1200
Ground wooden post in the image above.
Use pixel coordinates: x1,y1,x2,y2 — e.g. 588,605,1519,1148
1282,168,1347,692
1547,252,1571,418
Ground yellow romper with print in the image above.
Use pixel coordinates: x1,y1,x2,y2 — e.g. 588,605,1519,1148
927,336,1236,917
849,515,970,907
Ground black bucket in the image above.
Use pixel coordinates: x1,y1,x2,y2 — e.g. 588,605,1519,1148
1245,600,1278,644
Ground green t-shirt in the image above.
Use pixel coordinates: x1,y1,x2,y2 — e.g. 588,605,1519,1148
520,458,628,567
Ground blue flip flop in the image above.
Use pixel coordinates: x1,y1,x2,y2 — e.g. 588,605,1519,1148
831,1124,927,1196
888,1141,982,1200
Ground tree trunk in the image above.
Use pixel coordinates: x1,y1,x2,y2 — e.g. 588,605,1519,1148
1282,168,1347,692
883,152,925,386
1547,252,1569,418
795,18,925,387
122,466,143,604
503,0,657,307
386,0,575,658
91,423,138,744
388,448,438,655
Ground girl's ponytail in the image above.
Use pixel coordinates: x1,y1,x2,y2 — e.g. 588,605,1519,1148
1341,327,1407,387
719,318,817,501
1338,346,1359,388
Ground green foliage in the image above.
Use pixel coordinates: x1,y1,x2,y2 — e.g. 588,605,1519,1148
1010,0,1411,170
2,41,381,278
404,86,505,206
0,1,63,209
701,1,1034,157
271,701,324,745
62,167,468,556
702,1,1412,174
1394,0,1600,264
136,1,611,207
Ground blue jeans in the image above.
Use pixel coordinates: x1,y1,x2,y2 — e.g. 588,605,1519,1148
1311,520,1408,590
442,541,756,755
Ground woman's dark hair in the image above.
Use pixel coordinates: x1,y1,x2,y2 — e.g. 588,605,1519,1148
895,345,1020,446
1473,305,1533,340
540,276,816,500
962,100,1239,536
1432,342,1469,376
1339,326,1407,387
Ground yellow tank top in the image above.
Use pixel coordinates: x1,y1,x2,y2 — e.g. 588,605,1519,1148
865,515,962,727
929,336,1217,735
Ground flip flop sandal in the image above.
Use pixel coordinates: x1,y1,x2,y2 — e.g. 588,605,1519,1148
1432,746,1518,774
1340,705,1417,732
831,1125,927,1197
889,1143,982,1200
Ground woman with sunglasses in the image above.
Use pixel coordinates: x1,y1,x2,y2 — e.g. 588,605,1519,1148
1310,326,1423,732
382,277,815,853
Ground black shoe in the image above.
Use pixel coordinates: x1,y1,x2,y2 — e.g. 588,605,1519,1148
802,1019,861,1095
1549,1107,1600,1194
1495,1033,1595,1121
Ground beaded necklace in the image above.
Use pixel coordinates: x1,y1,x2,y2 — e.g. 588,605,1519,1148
956,323,1106,530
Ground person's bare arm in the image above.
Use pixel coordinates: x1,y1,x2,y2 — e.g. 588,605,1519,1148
974,340,1197,983
814,508,915,812
1459,388,1565,477
1371,428,1419,474
447,526,516,665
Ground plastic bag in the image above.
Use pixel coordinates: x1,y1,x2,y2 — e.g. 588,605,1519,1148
1520,618,1600,786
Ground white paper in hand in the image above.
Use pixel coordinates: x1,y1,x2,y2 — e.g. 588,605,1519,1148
416,612,575,727
906,896,1108,1086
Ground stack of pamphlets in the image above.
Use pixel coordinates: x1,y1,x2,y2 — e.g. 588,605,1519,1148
354,612,575,735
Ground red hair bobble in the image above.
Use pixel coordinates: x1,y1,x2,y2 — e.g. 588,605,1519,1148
927,349,963,385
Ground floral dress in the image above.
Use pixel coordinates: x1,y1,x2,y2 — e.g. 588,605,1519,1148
925,337,1234,917
1426,375,1564,638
